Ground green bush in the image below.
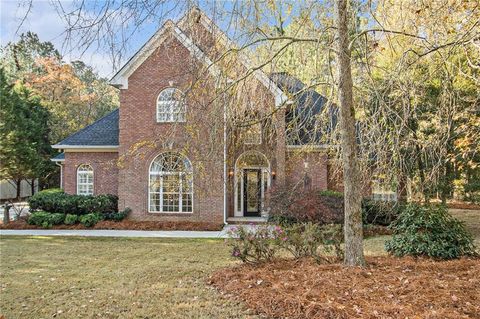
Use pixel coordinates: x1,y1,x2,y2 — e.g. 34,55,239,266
362,199,402,226
28,211,53,227
385,204,477,259
28,191,118,215
103,207,131,221
28,212,65,228
79,213,103,227
64,214,79,225
50,213,66,225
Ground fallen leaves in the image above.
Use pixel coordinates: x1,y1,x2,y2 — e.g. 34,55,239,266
210,256,480,319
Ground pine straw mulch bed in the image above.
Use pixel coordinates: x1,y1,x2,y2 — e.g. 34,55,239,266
0,218,224,231
209,257,480,319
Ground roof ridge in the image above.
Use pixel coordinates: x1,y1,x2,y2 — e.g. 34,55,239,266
54,108,119,146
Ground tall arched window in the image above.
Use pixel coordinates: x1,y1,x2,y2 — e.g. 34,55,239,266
156,88,186,122
77,164,94,195
149,152,193,213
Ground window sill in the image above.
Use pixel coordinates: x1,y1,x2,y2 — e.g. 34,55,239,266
148,211,193,214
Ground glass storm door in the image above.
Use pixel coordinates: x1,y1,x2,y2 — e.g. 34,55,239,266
243,169,261,216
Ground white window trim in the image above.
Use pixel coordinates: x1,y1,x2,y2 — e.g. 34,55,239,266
77,164,94,196
148,153,193,214
156,88,187,123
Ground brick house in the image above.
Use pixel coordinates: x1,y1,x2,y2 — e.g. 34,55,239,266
51,8,342,224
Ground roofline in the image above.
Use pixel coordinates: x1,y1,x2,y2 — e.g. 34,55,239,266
52,145,119,150
178,8,289,107
109,20,221,89
50,158,65,162
54,109,119,147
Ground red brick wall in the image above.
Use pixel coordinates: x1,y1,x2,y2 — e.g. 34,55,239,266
285,149,329,191
63,152,118,196
117,32,226,223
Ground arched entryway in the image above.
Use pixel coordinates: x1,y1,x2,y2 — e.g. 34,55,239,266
234,151,270,217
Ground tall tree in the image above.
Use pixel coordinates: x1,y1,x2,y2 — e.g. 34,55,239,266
335,0,365,266
0,68,53,198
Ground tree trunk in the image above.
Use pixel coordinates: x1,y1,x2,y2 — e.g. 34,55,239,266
15,179,21,200
335,0,366,267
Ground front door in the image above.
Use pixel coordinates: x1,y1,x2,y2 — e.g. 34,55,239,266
243,169,261,216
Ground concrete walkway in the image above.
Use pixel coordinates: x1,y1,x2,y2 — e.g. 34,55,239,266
0,229,229,238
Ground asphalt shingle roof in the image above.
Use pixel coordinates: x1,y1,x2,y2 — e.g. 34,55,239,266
55,109,119,146
270,73,337,145
51,152,65,161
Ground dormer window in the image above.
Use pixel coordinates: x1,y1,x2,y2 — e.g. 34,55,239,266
157,88,186,122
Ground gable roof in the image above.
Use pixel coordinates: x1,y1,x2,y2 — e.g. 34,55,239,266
270,73,338,145
110,20,221,89
52,109,119,149
110,7,288,106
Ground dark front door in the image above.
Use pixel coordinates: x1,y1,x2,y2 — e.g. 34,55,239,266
243,169,261,216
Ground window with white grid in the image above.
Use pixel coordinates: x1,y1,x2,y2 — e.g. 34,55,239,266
156,88,186,122
77,164,93,195
149,152,193,213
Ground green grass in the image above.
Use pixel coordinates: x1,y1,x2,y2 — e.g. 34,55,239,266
449,209,480,246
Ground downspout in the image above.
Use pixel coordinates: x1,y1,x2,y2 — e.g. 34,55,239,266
223,85,228,225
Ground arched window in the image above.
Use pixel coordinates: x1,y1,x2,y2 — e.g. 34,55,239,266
156,88,186,122
149,152,193,213
77,164,94,195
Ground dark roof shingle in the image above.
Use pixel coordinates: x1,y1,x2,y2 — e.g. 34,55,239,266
55,109,119,146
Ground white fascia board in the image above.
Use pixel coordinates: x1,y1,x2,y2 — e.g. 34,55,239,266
109,20,221,89
50,159,65,162
180,11,289,107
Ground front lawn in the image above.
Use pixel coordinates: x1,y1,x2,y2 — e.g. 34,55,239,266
0,237,249,319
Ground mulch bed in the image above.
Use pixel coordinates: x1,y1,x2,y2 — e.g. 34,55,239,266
447,202,480,210
210,257,480,319
0,219,224,231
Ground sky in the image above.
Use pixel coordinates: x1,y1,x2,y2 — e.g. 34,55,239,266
0,0,181,78
0,0,303,78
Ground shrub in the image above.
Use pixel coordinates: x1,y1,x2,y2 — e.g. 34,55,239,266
227,225,282,264
28,192,118,215
64,214,79,225
269,186,344,225
28,211,53,227
362,199,402,226
103,207,131,221
277,223,343,262
79,213,103,227
385,204,477,259
50,213,66,225
27,212,65,228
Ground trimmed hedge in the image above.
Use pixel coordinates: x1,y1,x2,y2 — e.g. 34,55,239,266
28,212,66,228
28,190,118,215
